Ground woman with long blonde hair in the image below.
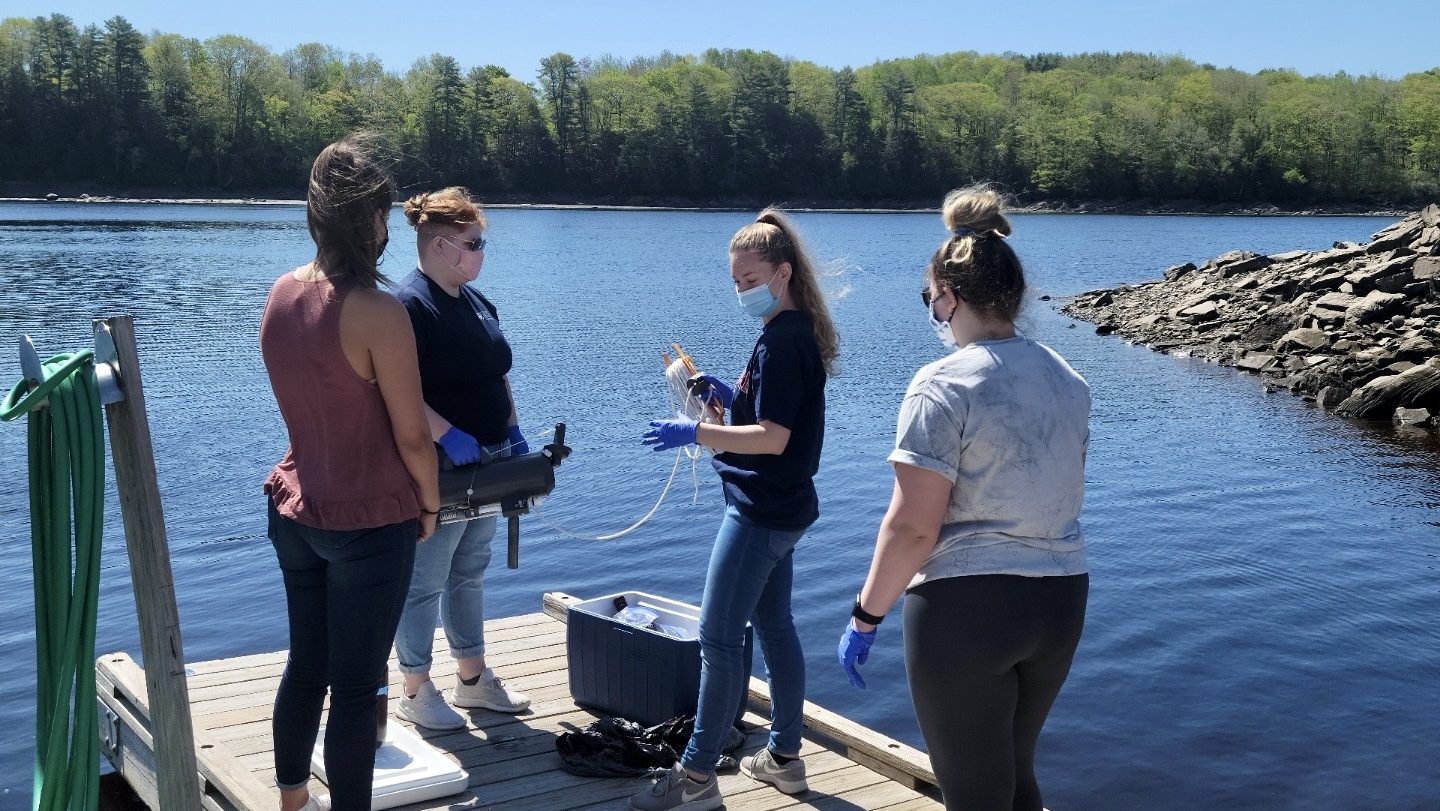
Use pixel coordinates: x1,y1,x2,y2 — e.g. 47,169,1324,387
632,209,838,811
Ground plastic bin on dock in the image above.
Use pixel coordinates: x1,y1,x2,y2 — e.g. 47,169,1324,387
567,591,752,726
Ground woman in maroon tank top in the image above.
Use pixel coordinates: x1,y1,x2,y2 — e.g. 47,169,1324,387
259,133,441,811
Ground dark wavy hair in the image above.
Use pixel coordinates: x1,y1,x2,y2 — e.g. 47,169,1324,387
306,132,397,288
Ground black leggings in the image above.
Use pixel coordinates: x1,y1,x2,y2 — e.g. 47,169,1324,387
904,574,1088,811
268,500,417,811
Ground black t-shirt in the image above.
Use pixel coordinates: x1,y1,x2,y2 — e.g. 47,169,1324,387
712,310,826,530
394,269,513,445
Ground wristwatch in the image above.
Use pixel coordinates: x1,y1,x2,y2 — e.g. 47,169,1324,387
851,594,885,626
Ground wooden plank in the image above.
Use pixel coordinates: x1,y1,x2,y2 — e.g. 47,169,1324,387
181,630,561,694
186,622,567,711
184,610,557,680
98,314,202,810
536,745,860,811
191,650,572,722
200,666,578,742
877,797,948,810
98,652,274,810
96,664,163,809
745,678,938,796
224,680,584,759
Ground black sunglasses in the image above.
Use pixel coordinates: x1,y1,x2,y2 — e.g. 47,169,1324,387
922,286,959,307
441,234,487,252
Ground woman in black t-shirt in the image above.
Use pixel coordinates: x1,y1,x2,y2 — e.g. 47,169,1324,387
631,210,839,811
388,187,532,733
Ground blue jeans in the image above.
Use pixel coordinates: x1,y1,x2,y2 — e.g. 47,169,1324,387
393,443,507,674
268,500,416,810
682,505,808,774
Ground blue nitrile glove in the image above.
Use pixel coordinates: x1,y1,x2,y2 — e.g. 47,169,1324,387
642,417,698,451
507,425,529,456
838,625,877,689
688,373,734,409
438,425,482,465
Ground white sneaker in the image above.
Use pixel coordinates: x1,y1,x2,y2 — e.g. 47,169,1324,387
452,667,531,712
740,749,808,794
395,680,466,731
300,795,331,811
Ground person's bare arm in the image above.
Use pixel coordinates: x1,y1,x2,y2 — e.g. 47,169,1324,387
694,420,791,455
358,290,440,539
852,463,951,630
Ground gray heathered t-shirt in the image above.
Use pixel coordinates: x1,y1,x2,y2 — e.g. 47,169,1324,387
888,336,1091,584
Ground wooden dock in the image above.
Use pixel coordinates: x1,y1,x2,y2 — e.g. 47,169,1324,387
96,592,943,811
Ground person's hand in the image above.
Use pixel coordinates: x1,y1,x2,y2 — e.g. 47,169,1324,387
838,623,877,689
688,373,734,409
642,417,698,451
438,425,481,465
419,511,437,542
507,425,529,456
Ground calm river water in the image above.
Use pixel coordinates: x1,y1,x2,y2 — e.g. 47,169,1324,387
0,204,1435,809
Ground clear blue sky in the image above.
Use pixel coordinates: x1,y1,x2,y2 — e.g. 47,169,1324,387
8,0,1438,81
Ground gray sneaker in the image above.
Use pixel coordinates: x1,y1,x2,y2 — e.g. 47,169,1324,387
628,763,722,811
395,680,465,731
740,749,808,794
452,667,531,712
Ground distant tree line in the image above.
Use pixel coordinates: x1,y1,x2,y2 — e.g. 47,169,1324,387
2,14,1438,203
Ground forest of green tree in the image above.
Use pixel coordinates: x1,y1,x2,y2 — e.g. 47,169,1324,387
2,14,1438,204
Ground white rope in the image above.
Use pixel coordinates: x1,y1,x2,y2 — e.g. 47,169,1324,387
530,446,685,541
528,358,721,541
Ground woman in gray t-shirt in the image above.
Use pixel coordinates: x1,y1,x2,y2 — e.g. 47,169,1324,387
837,184,1091,811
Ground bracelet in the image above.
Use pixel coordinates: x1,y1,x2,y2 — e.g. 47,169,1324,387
851,594,885,626
420,507,442,515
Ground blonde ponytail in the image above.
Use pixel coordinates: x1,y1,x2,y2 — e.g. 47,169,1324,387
730,208,840,377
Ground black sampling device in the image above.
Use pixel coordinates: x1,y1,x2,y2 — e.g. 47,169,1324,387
435,423,571,569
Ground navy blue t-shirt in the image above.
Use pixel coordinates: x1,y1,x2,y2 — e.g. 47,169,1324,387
712,310,826,530
394,269,513,445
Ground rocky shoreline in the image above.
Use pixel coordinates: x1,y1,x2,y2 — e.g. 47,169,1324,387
0,190,1416,218
1063,205,1440,429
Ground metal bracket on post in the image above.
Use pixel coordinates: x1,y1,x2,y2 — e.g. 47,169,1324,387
97,704,121,760
92,321,124,405
18,335,46,410
15,328,123,408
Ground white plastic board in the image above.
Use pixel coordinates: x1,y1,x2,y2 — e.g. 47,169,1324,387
310,720,469,809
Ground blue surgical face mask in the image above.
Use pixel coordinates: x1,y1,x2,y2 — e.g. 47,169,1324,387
737,269,781,319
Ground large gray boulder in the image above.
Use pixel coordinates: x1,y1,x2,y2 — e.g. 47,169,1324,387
1335,358,1440,419
1344,290,1409,326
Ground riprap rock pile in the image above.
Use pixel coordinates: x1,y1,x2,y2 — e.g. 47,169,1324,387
1063,205,1440,427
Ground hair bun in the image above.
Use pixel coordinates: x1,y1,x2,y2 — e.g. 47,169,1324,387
403,187,484,232
402,192,431,228
942,184,1012,239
